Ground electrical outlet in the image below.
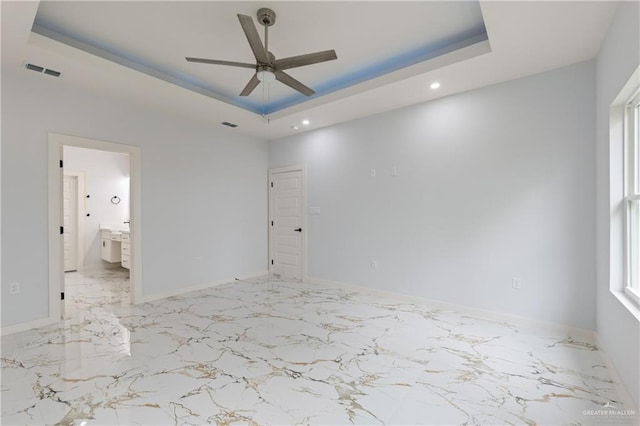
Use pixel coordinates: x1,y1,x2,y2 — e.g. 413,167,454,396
371,260,378,270
512,277,522,290
9,282,20,295
390,167,399,177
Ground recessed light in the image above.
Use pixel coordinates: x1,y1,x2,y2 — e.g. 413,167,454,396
302,119,310,126
430,82,441,90
291,126,299,130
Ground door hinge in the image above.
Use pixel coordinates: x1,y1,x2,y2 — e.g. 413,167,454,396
271,221,274,226
59,160,63,168
60,226,64,235
270,182,273,188
60,292,65,300
271,259,274,265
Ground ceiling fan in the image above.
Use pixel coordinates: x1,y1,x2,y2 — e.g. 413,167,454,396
186,8,337,97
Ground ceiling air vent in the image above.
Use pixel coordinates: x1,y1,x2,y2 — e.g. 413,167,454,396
25,63,61,77
221,122,238,128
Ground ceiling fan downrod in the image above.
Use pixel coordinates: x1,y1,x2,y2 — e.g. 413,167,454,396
257,8,276,55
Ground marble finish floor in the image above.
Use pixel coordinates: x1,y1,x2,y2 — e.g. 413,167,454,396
63,268,131,320
1,271,637,425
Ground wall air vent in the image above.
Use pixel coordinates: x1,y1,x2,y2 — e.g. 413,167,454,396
221,122,238,128
25,63,61,77
44,69,61,77
26,63,44,73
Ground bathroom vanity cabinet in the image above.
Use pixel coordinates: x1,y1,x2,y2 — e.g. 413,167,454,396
100,230,122,263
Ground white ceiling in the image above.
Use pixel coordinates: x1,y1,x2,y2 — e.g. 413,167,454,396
2,1,618,141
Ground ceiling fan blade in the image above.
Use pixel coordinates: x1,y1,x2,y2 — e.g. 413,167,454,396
237,14,270,64
239,73,261,96
186,57,256,69
274,49,337,71
275,71,315,96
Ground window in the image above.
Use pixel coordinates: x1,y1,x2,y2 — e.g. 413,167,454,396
624,88,640,305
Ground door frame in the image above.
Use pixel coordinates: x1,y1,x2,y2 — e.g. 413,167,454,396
48,132,142,322
63,170,86,271
268,165,308,281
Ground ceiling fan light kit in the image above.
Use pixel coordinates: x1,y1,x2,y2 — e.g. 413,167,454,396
256,67,276,83
186,8,337,98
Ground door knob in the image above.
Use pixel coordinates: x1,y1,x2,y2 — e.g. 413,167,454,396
294,228,302,232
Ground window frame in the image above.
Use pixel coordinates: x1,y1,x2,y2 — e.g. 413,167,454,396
623,88,640,306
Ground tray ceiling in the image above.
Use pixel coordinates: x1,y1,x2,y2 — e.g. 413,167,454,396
2,1,618,139
32,1,489,116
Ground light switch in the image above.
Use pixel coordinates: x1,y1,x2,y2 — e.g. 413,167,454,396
309,207,320,215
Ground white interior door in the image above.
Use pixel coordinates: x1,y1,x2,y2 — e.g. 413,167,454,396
269,168,305,280
63,174,79,272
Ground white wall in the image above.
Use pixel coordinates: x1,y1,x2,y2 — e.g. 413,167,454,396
595,1,640,408
64,146,130,267
1,68,268,328
270,61,596,329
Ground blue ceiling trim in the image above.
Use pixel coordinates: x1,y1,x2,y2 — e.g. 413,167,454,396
32,13,487,117
262,29,489,115
31,21,265,114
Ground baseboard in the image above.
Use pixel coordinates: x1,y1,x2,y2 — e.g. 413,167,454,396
593,332,640,413
1,315,58,336
306,276,595,339
138,271,269,304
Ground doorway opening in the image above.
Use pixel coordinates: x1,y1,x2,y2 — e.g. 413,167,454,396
62,146,131,318
48,133,142,323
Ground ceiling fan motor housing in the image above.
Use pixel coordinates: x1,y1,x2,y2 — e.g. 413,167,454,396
257,8,276,27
